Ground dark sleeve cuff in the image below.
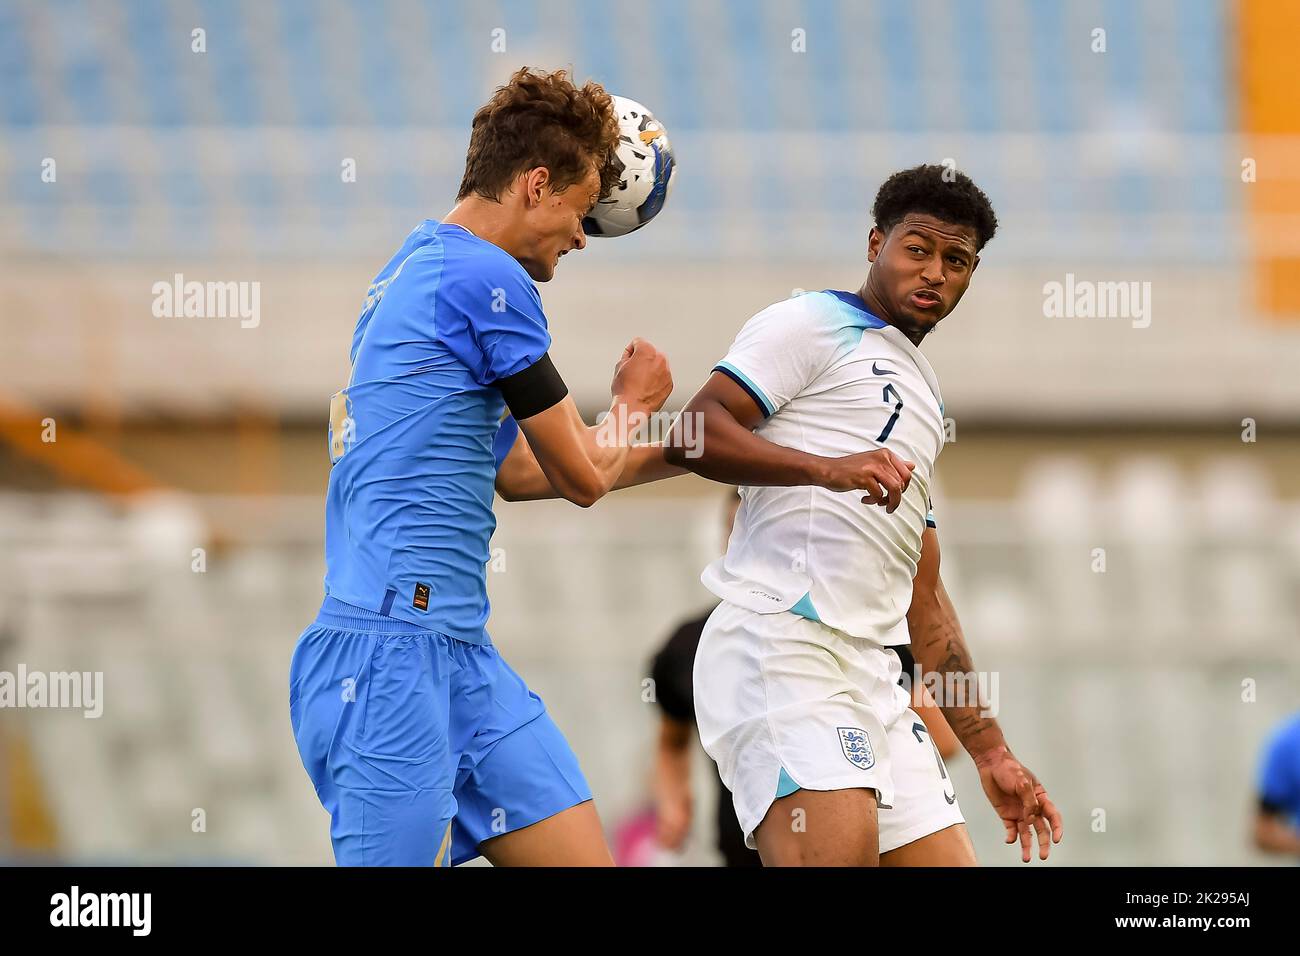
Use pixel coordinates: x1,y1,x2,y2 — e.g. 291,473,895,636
495,352,568,420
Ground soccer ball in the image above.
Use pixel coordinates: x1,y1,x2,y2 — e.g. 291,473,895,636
583,95,677,238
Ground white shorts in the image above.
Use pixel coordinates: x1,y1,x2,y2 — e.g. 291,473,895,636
693,601,964,854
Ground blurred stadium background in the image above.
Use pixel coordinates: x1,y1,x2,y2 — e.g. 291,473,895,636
2,0,1298,865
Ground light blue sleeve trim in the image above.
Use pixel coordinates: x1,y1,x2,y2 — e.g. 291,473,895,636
715,360,777,417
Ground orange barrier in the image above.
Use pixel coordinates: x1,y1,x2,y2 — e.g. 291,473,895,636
0,721,58,854
1239,0,1300,317
0,398,160,496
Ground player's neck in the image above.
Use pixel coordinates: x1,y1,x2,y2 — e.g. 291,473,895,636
442,198,525,257
856,280,929,348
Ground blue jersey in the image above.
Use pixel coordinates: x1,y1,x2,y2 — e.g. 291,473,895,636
322,220,545,644
1259,713,1300,826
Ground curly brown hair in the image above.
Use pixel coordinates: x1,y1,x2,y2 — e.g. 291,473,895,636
872,164,998,250
456,67,622,204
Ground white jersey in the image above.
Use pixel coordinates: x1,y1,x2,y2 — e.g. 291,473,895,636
702,289,944,645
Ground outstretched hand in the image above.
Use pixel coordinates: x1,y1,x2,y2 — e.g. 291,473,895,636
975,748,1063,862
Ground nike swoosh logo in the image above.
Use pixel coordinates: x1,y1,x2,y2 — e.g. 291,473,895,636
944,791,956,805
872,362,895,376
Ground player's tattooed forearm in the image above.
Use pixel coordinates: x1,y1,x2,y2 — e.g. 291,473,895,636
936,640,974,678
906,588,1004,749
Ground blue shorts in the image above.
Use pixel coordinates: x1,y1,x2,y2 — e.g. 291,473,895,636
289,597,591,866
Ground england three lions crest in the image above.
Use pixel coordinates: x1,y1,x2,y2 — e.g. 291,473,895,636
838,727,875,770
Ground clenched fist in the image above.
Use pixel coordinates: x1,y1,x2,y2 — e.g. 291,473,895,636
611,337,673,412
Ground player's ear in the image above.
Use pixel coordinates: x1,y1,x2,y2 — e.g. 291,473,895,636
866,225,884,263
522,166,549,207
970,253,981,275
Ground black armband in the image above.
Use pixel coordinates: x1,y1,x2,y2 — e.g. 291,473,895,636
495,352,569,420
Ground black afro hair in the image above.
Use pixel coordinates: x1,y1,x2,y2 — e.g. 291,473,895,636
871,164,998,250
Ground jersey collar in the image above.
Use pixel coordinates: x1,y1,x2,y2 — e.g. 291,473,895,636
824,289,943,410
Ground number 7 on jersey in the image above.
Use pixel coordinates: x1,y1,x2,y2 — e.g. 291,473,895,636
876,383,904,442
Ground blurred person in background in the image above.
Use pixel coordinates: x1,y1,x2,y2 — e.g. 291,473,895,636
650,489,958,866
650,490,759,866
1253,711,1300,859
